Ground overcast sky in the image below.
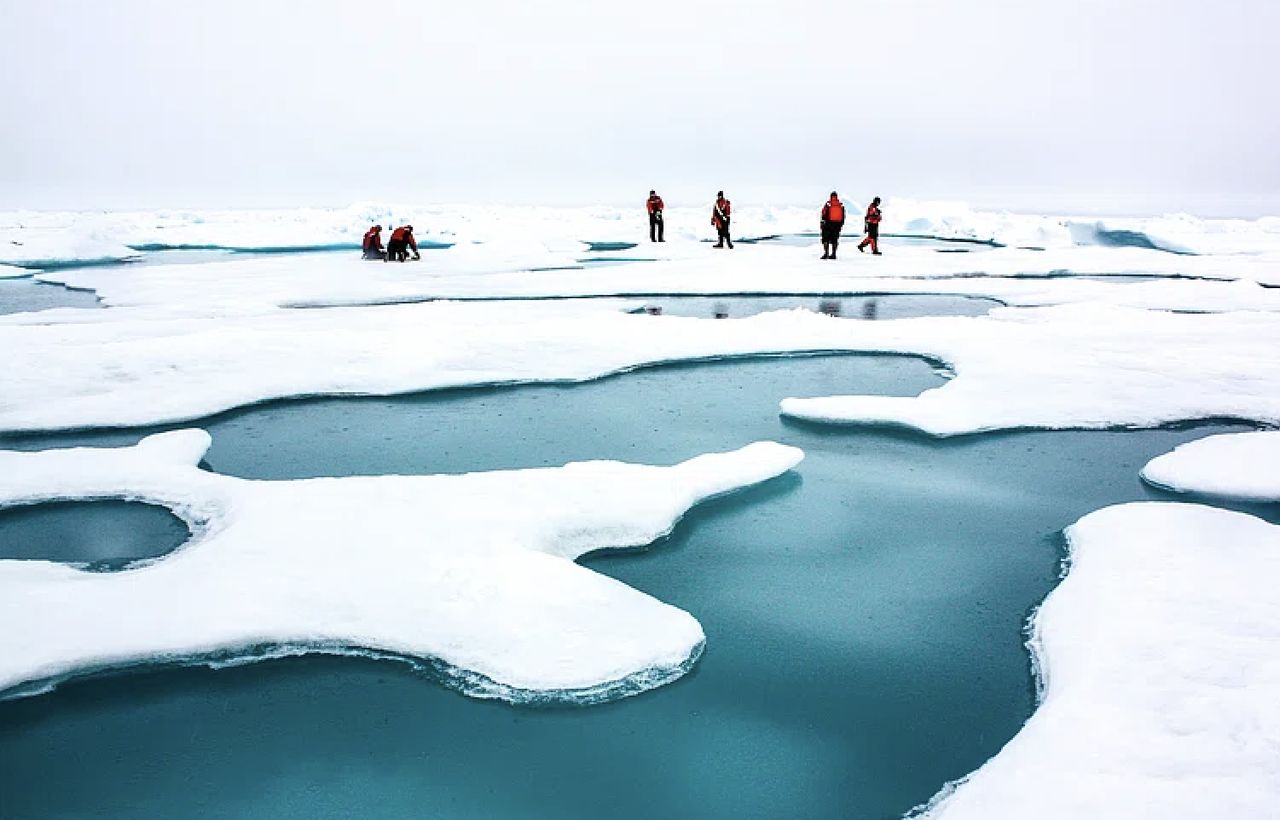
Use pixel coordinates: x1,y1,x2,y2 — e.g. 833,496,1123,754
2,0,1276,216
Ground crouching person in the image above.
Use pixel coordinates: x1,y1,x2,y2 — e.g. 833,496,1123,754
386,225,420,262
362,225,386,260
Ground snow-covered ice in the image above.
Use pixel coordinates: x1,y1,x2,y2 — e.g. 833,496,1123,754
31,242,1280,313
6,199,1280,812
0,431,804,702
913,502,1280,819
5,200,1280,266
1141,431,1280,502
3,297,1278,436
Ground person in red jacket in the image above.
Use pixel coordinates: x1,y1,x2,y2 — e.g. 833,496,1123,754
646,190,665,243
361,225,385,260
820,192,845,260
712,191,733,249
858,197,883,255
386,225,420,262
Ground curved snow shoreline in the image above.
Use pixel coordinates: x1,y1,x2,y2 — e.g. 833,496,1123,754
912,502,1280,819
1140,430,1280,503
0,432,804,704
2,637,707,707
4,299,1279,437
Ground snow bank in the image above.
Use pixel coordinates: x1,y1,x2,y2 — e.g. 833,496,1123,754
1141,431,1280,502
0,229,139,269
0,433,804,703
0,264,30,279
913,502,1280,819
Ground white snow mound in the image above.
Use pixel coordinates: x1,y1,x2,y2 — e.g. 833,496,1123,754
0,433,804,703
915,502,1280,819
1141,430,1280,502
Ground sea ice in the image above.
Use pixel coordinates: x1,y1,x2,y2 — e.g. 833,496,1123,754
913,502,1280,819
1141,430,1280,502
3,298,1278,436
0,432,804,702
4,201,1280,264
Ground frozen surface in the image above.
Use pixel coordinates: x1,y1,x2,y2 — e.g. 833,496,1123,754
3,298,1278,436
1141,431,1280,502
914,502,1280,819
779,304,1280,435
0,431,803,702
4,202,1280,266
33,242,1280,313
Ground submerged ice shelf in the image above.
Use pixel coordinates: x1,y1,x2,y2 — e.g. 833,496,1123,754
0,431,803,703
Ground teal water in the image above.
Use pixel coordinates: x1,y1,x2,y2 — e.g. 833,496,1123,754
0,355,1270,820
0,501,189,570
0,278,100,314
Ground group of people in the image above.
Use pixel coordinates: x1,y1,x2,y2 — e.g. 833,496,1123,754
645,191,883,258
820,193,882,259
361,193,883,262
646,190,735,248
361,224,420,261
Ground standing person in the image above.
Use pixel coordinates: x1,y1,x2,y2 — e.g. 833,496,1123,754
646,190,665,242
858,197,883,255
361,225,385,260
385,225,421,262
820,192,845,259
712,191,733,249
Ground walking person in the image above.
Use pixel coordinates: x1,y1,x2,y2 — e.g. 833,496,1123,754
820,192,845,259
712,191,733,249
858,197,883,255
646,190,665,242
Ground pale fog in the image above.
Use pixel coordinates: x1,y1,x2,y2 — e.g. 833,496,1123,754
1,0,1277,216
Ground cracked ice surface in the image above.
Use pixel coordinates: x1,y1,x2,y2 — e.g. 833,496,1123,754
0,431,803,702
1141,431,1280,502
913,502,1280,819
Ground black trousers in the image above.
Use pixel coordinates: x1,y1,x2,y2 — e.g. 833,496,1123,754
386,239,406,261
715,219,732,247
858,223,880,252
821,221,844,247
649,212,664,242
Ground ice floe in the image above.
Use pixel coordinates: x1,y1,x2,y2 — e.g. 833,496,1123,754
3,298,1278,436
0,431,803,702
1141,431,1280,502
913,502,1280,819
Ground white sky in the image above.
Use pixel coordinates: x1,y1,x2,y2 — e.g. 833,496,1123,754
2,0,1277,216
